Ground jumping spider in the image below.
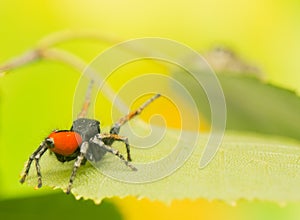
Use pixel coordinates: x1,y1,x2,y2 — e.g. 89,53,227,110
20,94,161,194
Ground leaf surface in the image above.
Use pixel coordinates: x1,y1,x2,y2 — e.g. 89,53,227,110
24,124,300,204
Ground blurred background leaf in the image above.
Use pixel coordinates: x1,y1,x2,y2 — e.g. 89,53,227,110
172,58,300,140
0,193,122,220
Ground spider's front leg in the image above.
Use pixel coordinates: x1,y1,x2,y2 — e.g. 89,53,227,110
107,94,160,164
20,138,52,188
109,94,161,135
66,141,89,194
91,134,137,171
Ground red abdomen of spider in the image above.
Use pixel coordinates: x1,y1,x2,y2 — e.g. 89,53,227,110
48,131,83,156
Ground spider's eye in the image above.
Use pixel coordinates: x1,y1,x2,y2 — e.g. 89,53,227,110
45,138,54,148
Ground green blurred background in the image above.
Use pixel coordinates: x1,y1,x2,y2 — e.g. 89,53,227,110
0,0,300,219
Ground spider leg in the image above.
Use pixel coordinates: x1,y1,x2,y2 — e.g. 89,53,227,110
34,146,48,188
91,136,137,171
110,94,161,135
66,141,89,194
77,79,94,119
20,139,50,188
98,133,132,161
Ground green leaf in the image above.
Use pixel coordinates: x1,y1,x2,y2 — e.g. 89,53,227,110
172,72,300,140
0,193,122,219
23,122,300,204
172,48,300,140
